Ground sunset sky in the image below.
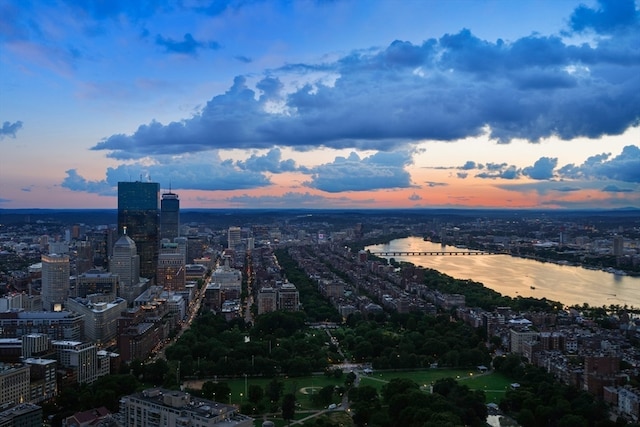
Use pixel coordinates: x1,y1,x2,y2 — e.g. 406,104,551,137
1,0,639,209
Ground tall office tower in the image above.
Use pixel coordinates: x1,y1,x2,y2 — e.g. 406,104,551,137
160,191,180,241
41,254,70,311
227,226,242,249
118,181,160,278
156,252,185,291
613,235,624,257
111,234,141,305
75,240,94,275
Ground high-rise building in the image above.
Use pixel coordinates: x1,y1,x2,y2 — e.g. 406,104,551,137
227,226,242,250
160,191,180,241
111,234,146,305
41,254,70,311
613,235,624,257
156,252,185,292
118,181,160,279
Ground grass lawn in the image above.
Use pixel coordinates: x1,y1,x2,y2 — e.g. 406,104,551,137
358,369,511,404
186,374,345,410
186,369,511,426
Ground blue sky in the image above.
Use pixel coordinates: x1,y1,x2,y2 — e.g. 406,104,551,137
1,0,639,209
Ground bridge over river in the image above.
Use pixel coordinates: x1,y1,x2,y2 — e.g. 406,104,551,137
370,250,506,256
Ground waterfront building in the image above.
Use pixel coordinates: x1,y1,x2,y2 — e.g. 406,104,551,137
118,388,253,427
160,191,180,241
0,363,29,406
117,181,160,279
41,254,70,311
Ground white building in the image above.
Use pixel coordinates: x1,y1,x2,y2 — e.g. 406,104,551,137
51,340,98,384
119,388,253,427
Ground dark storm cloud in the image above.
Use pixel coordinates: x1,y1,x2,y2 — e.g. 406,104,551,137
155,33,220,55
522,157,558,180
0,120,23,139
304,151,413,192
91,0,640,160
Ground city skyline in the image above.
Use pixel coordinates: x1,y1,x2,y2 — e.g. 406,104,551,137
1,0,639,210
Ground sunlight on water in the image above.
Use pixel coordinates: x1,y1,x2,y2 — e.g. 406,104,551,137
367,237,640,308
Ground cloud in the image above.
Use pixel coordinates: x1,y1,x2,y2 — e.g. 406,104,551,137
557,145,640,182
602,184,634,192
61,152,275,195
234,55,252,63
522,157,558,180
0,120,23,139
460,161,482,170
476,164,521,180
0,198,12,204
569,0,639,34
235,148,298,173
425,181,447,187
408,193,422,201
304,151,414,192
223,192,368,208
91,1,640,160
155,33,220,56
554,186,581,192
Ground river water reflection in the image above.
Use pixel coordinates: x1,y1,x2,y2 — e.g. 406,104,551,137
366,237,640,308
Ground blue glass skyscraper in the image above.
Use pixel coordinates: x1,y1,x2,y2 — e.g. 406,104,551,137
118,181,160,279
160,191,180,241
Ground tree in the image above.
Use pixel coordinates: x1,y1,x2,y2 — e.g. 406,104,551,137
282,393,296,424
266,378,284,403
248,384,264,403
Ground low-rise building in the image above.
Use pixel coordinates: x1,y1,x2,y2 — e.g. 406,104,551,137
118,388,253,427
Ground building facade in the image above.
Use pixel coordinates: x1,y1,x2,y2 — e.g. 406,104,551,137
160,191,180,241
41,254,70,311
117,181,160,279
118,388,253,427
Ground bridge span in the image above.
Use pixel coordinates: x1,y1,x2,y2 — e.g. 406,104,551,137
370,250,505,256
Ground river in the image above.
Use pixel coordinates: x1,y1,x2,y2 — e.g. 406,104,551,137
366,237,640,308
